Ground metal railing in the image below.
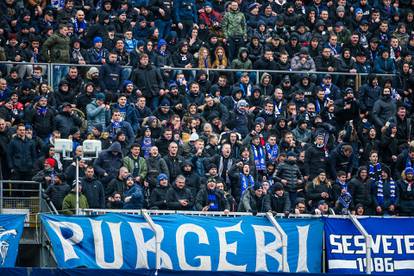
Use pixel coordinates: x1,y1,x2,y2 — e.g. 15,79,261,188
0,61,397,92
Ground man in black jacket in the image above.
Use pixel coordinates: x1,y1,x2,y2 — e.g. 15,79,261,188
304,134,328,180
163,142,184,183
130,53,165,109
149,173,170,210
166,175,194,210
8,124,36,180
263,182,291,214
99,52,123,102
81,166,105,209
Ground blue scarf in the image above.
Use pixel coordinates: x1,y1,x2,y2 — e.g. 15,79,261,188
376,178,397,206
251,144,266,171
369,163,381,181
406,157,413,170
336,180,348,192
240,173,255,195
265,143,279,163
141,137,152,158
207,190,219,211
37,106,48,116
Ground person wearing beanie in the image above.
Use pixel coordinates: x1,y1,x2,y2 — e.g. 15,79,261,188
237,181,265,213
398,168,414,216
62,180,89,215
123,173,144,209
195,177,229,212
44,173,71,212
372,164,398,215
348,166,372,213
86,36,109,65
86,91,110,133
32,157,59,188
149,172,170,210
263,182,291,214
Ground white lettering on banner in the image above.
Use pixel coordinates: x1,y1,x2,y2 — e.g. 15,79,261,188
176,224,211,270
89,220,123,268
215,222,247,271
48,221,84,262
252,225,284,272
296,225,309,272
329,235,414,255
405,236,414,253
127,222,172,269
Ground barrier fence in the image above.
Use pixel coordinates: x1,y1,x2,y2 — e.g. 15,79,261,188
0,61,397,92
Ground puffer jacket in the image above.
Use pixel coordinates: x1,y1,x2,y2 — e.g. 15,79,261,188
237,188,265,212
146,154,169,188
274,160,303,192
163,154,184,182
398,180,414,216
263,190,291,213
304,144,328,178
195,188,229,211
372,95,397,128
123,184,144,209
349,172,372,210
81,177,105,208
149,184,170,210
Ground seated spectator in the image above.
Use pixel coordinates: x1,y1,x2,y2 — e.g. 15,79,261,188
238,183,265,213
195,178,229,212
107,192,124,209
263,182,291,214
123,174,144,209
166,175,194,210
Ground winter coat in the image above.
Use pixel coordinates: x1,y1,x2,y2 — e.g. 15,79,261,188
372,179,399,209
237,188,265,212
263,190,290,213
54,111,83,138
359,83,381,111
105,177,125,198
24,106,55,139
81,177,105,208
149,185,170,210
195,188,229,211
290,55,316,71
41,32,70,63
123,154,148,181
173,0,198,23
398,180,414,216
349,175,372,210
93,142,123,178
328,144,353,178
99,62,122,93
306,180,335,207
231,48,252,70
44,183,71,211
130,64,164,98
146,155,169,188
8,136,36,172
123,184,144,209
374,56,396,74
62,191,89,215
222,10,246,38
274,161,303,192
372,96,397,128
111,103,140,134
166,184,194,210
304,144,328,178
86,100,110,132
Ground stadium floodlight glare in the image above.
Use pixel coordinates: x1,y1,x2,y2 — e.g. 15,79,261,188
54,139,73,160
82,140,102,159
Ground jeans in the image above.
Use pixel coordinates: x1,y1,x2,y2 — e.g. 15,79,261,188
227,36,246,62
155,19,172,39
53,65,69,92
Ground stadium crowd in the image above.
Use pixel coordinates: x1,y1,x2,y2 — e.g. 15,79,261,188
0,0,414,216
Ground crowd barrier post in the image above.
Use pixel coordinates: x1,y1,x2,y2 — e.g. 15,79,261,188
265,212,289,272
142,210,161,275
349,214,372,274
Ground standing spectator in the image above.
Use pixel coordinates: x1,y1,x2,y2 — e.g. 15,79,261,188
24,96,55,140
348,166,372,213
146,146,169,189
44,174,71,212
123,174,144,209
306,169,335,208
372,87,397,130
123,144,147,184
304,134,328,180
41,24,70,91
99,52,122,102
173,0,198,38
105,167,129,199
86,93,110,132
149,0,173,38
166,175,194,210
8,124,36,180
222,1,247,61
372,165,398,215
328,144,353,179
81,166,105,209
105,110,135,146
94,141,124,185
86,36,109,65
163,142,184,183
54,102,83,138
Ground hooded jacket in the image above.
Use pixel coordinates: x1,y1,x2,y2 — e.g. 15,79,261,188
349,167,373,210
123,183,144,209
230,47,252,69
146,154,169,188
93,142,124,178
372,93,397,128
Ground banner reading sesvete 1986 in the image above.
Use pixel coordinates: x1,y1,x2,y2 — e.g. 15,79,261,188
325,217,414,275
41,214,323,272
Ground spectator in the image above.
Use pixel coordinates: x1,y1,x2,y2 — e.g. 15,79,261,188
123,144,147,184
149,173,170,210
398,168,414,216
81,166,105,209
222,1,247,61
195,178,229,212
107,192,124,209
44,173,71,212
54,102,82,138
166,175,194,210
94,141,124,185
146,146,169,189
32,158,58,188
372,165,398,215
123,174,144,209
263,182,291,214
306,169,334,208
238,183,265,213
8,124,36,180
62,180,89,215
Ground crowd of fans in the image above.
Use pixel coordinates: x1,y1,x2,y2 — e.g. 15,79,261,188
0,0,414,216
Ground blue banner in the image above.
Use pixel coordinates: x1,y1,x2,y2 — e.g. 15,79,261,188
325,217,414,274
0,214,25,267
41,214,323,272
